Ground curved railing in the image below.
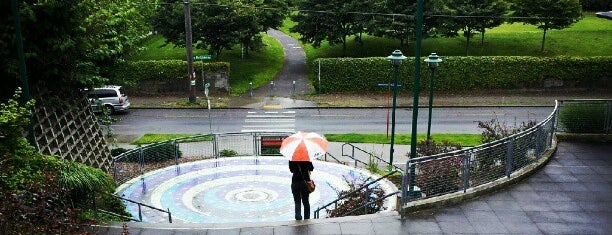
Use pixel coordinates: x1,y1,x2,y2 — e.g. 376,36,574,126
400,99,611,209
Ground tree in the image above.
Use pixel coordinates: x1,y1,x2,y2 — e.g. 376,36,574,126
291,0,369,57
512,0,582,52
440,0,508,55
151,0,286,59
1,0,151,99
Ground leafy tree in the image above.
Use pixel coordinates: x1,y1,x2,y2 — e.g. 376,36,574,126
291,0,369,56
1,0,151,99
440,0,508,55
151,0,286,59
512,0,582,52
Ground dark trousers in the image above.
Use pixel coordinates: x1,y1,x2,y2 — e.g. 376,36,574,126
291,181,310,220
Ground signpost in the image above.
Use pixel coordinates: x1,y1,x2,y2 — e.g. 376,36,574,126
194,55,212,91
194,55,212,133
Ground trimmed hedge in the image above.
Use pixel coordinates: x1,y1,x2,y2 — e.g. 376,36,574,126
311,56,611,93
105,60,229,88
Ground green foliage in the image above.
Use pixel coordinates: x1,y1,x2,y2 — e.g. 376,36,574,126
220,149,238,157
558,102,607,133
151,0,287,58
111,147,129,157
477,118,537,143
59,161,116,199
0,89,34,152
324,133,482,146
106,60,229,89
312,56,611,93
580,0,611,10
512,0,583,51
439,0,509,55
131,133,209,145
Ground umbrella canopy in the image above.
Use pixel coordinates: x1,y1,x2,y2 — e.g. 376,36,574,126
280,132,328,161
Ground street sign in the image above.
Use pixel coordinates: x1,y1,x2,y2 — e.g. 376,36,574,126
194,55,211,60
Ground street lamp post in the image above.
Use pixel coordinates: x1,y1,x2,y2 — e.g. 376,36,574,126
424,53,442,141
387,50,407,169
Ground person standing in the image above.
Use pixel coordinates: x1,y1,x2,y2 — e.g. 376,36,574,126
289,160,314,220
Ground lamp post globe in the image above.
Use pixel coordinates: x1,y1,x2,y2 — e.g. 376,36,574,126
386,50,407,169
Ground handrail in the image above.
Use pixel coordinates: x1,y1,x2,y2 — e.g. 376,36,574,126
110,194,172,223
341,191,399,217
342,143,402,171
408,102,559,164
323,152,345,164
314,170,400,219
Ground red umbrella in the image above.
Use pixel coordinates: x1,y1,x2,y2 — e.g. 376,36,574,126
280,132,328,161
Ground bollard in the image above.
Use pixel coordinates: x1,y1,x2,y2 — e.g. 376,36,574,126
269,81,275,96
292,81,296,95
249,82,253,97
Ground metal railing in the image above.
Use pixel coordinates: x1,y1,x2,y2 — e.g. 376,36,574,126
400,100,612,206
94,193,172,223
342,143,403,172
112,132,292,185
314,170,400,219
402,104,556,203
555,99,612,134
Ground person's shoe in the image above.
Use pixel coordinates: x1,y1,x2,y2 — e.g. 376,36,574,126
295,216,302,220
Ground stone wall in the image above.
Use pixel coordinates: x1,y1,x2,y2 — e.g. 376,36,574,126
32,96,112,172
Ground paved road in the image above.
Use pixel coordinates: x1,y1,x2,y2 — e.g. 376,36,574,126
112,107,553,138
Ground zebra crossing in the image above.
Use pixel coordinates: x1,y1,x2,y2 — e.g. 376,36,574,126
241,110,296,133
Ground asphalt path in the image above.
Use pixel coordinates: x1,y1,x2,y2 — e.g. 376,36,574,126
111,107,554,138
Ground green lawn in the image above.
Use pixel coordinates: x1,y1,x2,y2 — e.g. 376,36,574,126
131,133,213,145
128,33,284,95
280,13,611,61
325,133,482,147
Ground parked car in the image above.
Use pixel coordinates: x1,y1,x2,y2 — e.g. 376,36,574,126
86,85,130,114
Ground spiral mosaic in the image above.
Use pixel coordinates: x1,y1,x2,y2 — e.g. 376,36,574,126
116,157,397,223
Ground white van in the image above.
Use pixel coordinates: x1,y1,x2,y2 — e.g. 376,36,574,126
86,85,130,114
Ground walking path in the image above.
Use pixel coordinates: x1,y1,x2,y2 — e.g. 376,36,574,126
97,141,611,234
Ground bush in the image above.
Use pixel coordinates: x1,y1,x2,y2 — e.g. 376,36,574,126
111,147,129,157
409,140,463,197
478,118,537,143
326,176,386,217
312,56,611,93
580,0,610,10
220,149,238,157
558,102,607,133
104,60,229,91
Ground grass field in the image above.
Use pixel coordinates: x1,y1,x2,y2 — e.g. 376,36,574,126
128,33,284,94
128,13,609,94
325,133,482,147
280,13,611,61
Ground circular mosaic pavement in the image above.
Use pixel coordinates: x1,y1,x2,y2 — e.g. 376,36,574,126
116,157,397,223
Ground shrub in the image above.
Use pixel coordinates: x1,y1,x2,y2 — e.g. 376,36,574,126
478,118,537,143
312,56,611,93
220,149,238,157
104,60,229,91
413,156,462,197
111,147,129,157
558,102,607,133
326,176,386,217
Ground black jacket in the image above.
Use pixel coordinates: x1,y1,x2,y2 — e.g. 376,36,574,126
289,161,314,183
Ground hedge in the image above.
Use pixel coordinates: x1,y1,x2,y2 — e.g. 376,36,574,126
104,60,230,88
311,56,611,93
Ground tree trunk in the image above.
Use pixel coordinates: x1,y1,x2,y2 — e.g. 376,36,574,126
480,27,485,45
465,27,471,56
541,27,547,52
342,36,347,57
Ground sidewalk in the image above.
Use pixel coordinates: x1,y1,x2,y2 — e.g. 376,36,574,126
97,141,612,234
128,89,611,109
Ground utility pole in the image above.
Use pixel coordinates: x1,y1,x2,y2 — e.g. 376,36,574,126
11,0,37,149
184,0,196,103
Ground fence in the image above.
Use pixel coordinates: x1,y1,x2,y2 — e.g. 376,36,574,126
401,99,611,206
555,99,612,134
112,132,292,185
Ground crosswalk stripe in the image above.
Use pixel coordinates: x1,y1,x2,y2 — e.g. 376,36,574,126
242,110,296,133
